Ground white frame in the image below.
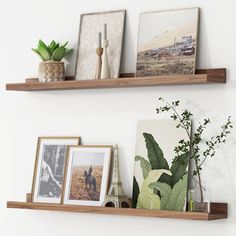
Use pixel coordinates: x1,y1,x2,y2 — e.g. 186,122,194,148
62,145,112,206
31,137,80,204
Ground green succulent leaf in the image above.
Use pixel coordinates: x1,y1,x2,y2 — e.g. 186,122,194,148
64,48,73,57
52,46,66,61
135,155,151,179
32,39,72,61
38,39,49,50
49,41,59,53
143,133,169,170
32,48,44,60
62,41,68,47
132,176,140,208
47,47,54,56
166,174,188,211
148,181,172,210
38,46,51,61
49,40,56,49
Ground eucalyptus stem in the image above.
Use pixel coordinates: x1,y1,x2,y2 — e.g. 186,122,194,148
156,98,233,203
195,158,204,202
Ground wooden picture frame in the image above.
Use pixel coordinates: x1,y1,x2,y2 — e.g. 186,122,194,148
62,145,112,206
74,10,126,80
31,137,80,204
136,7,199,77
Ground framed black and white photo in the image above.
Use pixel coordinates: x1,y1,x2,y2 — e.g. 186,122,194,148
62,145,112,206
31,137,80,203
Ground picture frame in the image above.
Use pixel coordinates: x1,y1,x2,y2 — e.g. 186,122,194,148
132,120,191,211
31,137,80,204
136,7,199,77
62,145,112,206
75,10,126,80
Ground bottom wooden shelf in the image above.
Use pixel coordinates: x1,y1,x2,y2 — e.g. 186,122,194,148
7,201,227,221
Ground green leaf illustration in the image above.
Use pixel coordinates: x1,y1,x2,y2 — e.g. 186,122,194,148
137,169,172,210
132,176,140,208
143,133,169,170
135,155,151,179
170,152,190,187
166,174,188,211
149,182,172,210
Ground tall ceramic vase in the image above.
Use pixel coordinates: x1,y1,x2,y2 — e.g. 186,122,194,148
101,39,110,79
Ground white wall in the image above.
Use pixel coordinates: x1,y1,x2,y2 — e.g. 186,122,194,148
0,0,236,235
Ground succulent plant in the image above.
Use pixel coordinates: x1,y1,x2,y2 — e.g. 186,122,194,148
32,39,72,61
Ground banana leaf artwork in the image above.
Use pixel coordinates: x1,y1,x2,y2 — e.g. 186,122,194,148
132,120,191,211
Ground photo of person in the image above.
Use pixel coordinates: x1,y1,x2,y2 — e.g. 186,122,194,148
62,146,112,206
38,145,66,198
31,137,80,203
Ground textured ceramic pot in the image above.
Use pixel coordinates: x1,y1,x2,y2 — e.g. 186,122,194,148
38,61,65,82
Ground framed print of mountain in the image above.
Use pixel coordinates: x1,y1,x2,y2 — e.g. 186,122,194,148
136,8,199,77
132,120,191,211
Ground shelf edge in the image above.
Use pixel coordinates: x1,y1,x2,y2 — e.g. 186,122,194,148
7,201,227,221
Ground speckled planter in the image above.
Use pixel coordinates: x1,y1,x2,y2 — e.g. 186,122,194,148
38,61,65,82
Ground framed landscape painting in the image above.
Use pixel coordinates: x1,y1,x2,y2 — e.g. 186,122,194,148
132,120,191,211
31,137,80,204
136,8,199,77
62,145,112,206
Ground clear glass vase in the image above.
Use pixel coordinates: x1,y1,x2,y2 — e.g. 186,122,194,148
188,183,211,212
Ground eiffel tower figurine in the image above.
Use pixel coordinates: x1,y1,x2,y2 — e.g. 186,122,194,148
103,144,130,208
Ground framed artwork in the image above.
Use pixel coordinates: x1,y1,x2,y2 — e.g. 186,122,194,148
136,8,199,77
75,10,126,80
31,137,80,204
132,120,191,211
62,145,112,206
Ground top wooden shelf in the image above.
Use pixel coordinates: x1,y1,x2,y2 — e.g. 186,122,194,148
6,68,226,92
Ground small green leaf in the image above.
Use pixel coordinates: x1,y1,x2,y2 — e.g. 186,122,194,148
32,48,44,60
64,48,73,57
49,40,56,49
39,39,49,51
38,46,51,61
61,41,68,47
132,176,140,208
135,155,151,179
52,46,66,61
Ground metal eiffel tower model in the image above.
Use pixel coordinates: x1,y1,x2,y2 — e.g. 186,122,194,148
103,145,130,208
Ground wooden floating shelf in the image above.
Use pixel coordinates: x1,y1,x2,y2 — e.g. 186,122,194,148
7,201,227,221
6,68,226,91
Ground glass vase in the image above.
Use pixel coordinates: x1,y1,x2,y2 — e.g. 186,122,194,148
188,184,211,212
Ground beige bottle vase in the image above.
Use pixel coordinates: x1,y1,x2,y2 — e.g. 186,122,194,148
101,39,110,79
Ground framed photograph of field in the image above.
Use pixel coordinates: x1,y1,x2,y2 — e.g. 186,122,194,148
136,8,199,77
31,137,80,204
62,145,112,206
